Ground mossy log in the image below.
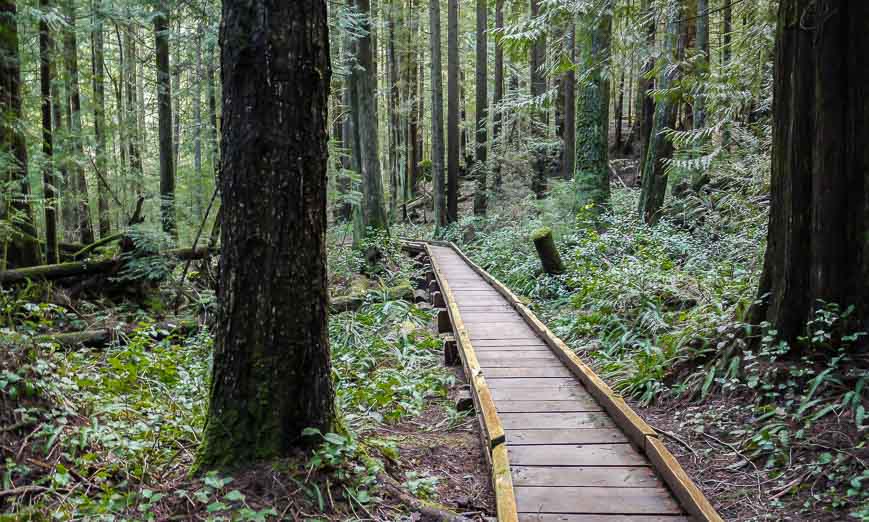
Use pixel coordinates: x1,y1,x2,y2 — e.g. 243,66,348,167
0,247,213,283
531,227,564,275
330,284,413,313
34,320,198,347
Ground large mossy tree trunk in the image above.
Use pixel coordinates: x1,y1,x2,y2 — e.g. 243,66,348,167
196,0,334,470
574,5,612,213
429,0,446,230
1,0,41,268
155,6,176,240
752,0,869,344
472,0,487,215
637,2,680,225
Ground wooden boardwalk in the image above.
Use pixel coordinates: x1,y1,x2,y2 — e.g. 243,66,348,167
424,243,721,522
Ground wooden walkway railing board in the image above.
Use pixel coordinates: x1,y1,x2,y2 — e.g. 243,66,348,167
421,242,722,522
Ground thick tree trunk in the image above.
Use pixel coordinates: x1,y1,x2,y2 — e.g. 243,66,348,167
532,227,564,275
353,0,387,232
575,5,613,212
39,0,59,264
473,0,488,215
638,2,680,224
492,0,504,189
429,0,446,229
155,7,176,239
0,0,41,267
752,0,869,344
197,0,334,469
91,0,111,238
63,0,95,245
446,0,459,223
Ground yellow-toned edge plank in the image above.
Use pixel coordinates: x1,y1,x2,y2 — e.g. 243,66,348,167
426,244,505,448
492,443,520,522
646,437,723,522
448,242,655,448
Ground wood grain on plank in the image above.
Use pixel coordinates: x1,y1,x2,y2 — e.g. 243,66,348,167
495,400,603,413
505,428,628,445
491,388,595,402
512,465,660,487
500,412,615,430
514,486,682,515
509,444,646,467
518,515,689,522
483,367,574,378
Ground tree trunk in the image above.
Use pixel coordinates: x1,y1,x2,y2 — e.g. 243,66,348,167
614,68,625,150
473,0,488,215
752,0,869,344
353,0,387,232
155,7,176,239
635,0,656,179
0,0,41,267
529,0,547,198
429,0,446,229
638,2,680,224
39,0,59,264
91,0,111,238
192,25,204,223
721,0,732,146
63,0,95,245
693,0,709,129
124,27,143,196
562,24,576,180
387,8,405,221
446,0,459,223
532,227,564,275
196,0,334,469
206,36,219,177
405,0,419,202
575,4,613,212
492,0,504,189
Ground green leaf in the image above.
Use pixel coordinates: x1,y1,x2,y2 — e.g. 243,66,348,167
224,489,246,502
206,501,227,512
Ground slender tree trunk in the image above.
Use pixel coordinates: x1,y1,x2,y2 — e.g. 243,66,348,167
614,69,625,150
155,6,176,238
562,23,576,180
193,24,204,222
721,0,732,146
197,0,334,469
473,0,488,215
91,0,110,237
387,7,405,221
575,3,613,212
693,0,709,129
63,0,94,244
0,0,40,267
124,26,143,196
635,0,655,178
492,0,504,189
405,0,419,202
206,37,219,176
529,0,547,198
638,1,680,224
353,0,387,232
39,0,58,263
446,0,459,223
429,0,446,229
114,26,128,203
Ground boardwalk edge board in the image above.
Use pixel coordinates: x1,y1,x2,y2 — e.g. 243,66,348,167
424,243,519,522
417,239,722,522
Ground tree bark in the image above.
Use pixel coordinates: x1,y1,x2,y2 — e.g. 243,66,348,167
124,26,143,196
529,0,547,198
192,23,204,222
429,0,446,229
638,1,680,224
752,0,869,344
532,227,564,275
39,0,59,264
446,0,459,223
91,0,111,238
473,0,488,215
693,0,709,129
492,0,504,189
197,0,334,470
155,6,176,239
0,0,41,267
575,4,613,212
635,0,656,179
562,23,576,180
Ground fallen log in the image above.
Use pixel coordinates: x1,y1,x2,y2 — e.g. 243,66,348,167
330,284,413,313
0,247,213,284
34,320,198,347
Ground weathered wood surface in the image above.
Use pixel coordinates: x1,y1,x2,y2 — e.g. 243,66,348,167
427,244,721,521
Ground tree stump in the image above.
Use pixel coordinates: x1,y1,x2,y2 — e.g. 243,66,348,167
531,227,564,274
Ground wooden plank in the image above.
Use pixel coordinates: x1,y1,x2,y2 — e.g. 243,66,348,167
493,444,520,522
475,345,553,352
508,444,645,467
518,515,689,522
459,312,525,322
483,367,574,378
487,378,579,388
491,388,594,402
645,437,724,522
500,412,615,430
506,428,628,445
512,466,660,488
514,486,682,515
472,338,548,347
496,400,603,413
477,355,563,365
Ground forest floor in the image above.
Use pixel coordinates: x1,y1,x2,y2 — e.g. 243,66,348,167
0,234,495,520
